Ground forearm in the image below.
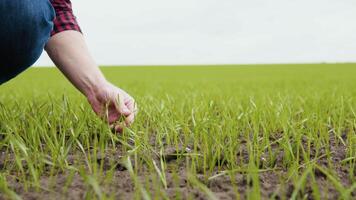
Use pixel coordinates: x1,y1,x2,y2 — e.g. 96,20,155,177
45,31,107,96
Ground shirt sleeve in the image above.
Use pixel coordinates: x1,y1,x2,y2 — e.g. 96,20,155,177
50,0,82,36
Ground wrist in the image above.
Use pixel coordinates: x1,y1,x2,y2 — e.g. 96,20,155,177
82,76,108,98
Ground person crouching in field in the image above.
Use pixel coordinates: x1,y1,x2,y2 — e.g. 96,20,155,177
0,0,136,131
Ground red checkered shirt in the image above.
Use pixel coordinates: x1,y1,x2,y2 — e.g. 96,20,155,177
50,0,82,36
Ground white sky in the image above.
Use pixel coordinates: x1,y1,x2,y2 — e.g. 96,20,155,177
35,0,356,66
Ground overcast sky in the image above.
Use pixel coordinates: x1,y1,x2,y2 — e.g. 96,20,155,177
35,0,356,66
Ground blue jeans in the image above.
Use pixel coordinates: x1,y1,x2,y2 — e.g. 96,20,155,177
0,0,55,85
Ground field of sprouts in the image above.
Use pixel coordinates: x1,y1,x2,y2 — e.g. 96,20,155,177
0,64,355,200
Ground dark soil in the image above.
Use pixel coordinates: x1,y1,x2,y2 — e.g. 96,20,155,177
0,133,355,200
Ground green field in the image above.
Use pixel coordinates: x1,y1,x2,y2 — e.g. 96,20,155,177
0,64,355,199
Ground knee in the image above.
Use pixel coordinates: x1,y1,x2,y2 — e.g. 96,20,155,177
3,0,55,67
0,0,55,82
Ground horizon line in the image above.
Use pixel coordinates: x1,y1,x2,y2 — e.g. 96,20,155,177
33,62,356,68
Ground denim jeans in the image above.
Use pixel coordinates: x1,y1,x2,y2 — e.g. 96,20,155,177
0,0,55,85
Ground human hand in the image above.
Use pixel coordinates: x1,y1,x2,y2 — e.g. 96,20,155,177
86,82,137,132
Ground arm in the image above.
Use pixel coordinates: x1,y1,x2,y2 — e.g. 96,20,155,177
45,31,136,131
47,0,136,131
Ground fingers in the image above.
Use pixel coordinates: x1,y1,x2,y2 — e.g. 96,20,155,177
125,113,135,126
108,96,136,132
117,93,131,117
124,97,137,126
110,123,124,133
107,93,131,124
112,98,137,133
87,83,137,134
125,96,138,114
115,125,124,133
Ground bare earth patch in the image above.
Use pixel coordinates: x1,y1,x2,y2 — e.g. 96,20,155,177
0,132,355,200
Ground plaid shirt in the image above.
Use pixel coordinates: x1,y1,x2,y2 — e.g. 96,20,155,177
50,0,82,36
